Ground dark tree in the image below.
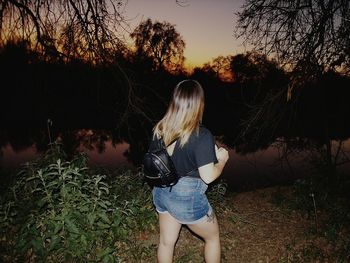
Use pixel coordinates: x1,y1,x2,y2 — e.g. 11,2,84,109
203,55,233,82
130,18,185,72
235,1,350,175
235,0,350,79
229,52,289,150
230,52,287,105
0,0,128,62
0,0,155,131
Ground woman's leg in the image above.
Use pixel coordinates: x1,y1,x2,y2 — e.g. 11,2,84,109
187,212,220,263
157,212,182,263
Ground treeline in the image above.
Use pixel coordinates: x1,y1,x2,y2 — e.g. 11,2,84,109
1,40,350,157
0,39,231,130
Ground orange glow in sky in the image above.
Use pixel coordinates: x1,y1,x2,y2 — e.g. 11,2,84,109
122,0,247,69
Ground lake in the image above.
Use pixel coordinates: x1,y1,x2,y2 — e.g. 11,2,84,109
2,128,349,191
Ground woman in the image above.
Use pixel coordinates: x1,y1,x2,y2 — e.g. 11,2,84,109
149,79,229,263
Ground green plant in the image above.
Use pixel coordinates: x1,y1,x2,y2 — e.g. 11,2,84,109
0,142,156,262
207,179,228,207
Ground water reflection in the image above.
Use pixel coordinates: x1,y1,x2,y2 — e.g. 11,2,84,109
1,143,38,168
2,128,349,191
222,144,309,190
79,141,131,168
0,129,132,169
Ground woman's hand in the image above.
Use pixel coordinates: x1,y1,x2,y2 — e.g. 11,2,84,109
215,145,229,164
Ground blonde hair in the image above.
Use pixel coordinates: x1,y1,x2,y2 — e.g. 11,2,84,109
154,79,204,147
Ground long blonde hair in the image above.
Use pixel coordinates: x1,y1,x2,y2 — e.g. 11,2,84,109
154,79,204,147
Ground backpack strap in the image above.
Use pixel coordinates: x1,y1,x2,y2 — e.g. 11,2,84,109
159,136,178,147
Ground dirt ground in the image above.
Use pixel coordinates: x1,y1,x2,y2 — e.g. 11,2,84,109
175,187,309,263
131,186,346,263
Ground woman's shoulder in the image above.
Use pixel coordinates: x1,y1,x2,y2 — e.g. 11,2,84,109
187,125,216,157
198,125,213,137
190,125,214,143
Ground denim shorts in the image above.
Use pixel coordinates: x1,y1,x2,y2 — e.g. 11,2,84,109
152,177,213,224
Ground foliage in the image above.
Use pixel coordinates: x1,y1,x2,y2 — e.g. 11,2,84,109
235,0,350,76
230,52,287,102
230,52,289,151
202,55,234,82
207,179,228,208
130,18,185,72
0,143,156,262
0,0,128,63
234,1,350,160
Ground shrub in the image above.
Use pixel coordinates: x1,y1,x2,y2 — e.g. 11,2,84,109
0,143,156,262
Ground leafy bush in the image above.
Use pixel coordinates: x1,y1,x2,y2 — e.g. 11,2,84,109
207,179,228,207
0,143,156,262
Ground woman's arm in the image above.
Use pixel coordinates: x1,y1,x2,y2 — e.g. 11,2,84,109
198,146,229,184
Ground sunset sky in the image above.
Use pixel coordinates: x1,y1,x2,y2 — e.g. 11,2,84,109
122,0,247,69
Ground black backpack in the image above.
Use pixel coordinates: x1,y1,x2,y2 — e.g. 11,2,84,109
143,137,179,188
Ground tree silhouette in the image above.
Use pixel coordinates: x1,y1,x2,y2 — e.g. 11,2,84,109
0,1,157,132
130,18,185,72
235,0,350,79
234,1,350,172
202,55,233,82
230,52,289,151
230,52,287,105
0,0,128,62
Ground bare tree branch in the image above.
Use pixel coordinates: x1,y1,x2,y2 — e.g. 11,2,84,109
235,0,350,77
0,0,151,132
0,0,128,62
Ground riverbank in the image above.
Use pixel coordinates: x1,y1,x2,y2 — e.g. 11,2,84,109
116,184,349,262
0,146,349,262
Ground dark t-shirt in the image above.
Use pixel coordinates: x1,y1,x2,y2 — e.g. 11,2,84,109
150,126,218,178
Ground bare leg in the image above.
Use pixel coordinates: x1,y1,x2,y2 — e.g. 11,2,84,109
157,212,182,263
187,212,221,263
